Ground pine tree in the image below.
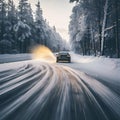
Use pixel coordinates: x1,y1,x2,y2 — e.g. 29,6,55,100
35,0,45,45
18,0,29,22
7,0,17,50
26,4,34,24
35,0,43,22
0,0,65,53
0,0,12,54
0,0,6,40
69,0,120,57
14,0,32,53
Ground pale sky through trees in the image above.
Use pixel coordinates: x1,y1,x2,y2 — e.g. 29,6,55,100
13,0,74,41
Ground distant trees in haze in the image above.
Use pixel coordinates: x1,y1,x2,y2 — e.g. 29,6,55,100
69,0,120,58
0,0,66,54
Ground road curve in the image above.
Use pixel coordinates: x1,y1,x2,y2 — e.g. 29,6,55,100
0,62,120,120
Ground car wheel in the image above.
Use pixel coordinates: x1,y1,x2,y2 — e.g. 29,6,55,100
56,58,59,62
68,58,71,63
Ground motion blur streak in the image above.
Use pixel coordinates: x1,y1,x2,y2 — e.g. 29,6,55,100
0,62,120,120
31,45,56,63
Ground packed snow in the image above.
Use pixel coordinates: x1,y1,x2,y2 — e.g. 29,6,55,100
0,53,120,120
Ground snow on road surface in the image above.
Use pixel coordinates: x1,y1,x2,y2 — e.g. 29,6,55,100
0,53,120,120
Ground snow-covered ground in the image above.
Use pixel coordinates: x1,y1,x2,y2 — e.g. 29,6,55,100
65,53,120,81
0,53,120,120
0,53,120,81
0,54,32,63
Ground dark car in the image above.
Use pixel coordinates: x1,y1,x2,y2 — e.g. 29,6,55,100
56,52,71,63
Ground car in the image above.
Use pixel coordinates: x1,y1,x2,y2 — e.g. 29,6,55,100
56,52,71,63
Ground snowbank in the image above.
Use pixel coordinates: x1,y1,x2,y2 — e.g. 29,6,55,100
0,54,32,63
0,53,120,82
69,53,120,82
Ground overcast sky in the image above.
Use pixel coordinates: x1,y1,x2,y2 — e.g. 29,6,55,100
13,0,74,40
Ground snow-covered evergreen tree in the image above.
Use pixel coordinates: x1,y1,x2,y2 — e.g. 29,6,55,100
14,21,31,53
0,0,7,40
34,0,45,45
0,0,13,54
69,3,88,54
26,3,34,24
18,0,29,22
35,0,42,22
0,0,65,53
13,0,32,53
34,0,64,51
6,0,17,50
69,0,120,57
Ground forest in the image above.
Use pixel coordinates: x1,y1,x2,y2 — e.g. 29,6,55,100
0,0,120,58
69,0,120,58
0,0,67,54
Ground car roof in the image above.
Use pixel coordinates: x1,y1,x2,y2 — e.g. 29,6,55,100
59,51,69,53
58,52,69,55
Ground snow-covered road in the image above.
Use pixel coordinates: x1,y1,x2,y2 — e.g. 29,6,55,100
0,53,120,120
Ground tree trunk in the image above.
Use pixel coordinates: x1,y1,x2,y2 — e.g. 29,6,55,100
91,27,96,56
101,0,108,56
98,0,102,54
115,0,120,58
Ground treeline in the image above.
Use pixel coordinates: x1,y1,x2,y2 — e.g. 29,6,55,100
0,0,66,54
69,0,120,58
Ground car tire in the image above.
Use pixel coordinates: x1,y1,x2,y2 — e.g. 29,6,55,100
56,58,59,62
68,58,71,63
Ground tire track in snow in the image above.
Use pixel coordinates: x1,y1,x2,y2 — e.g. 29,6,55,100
0,62,120,120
